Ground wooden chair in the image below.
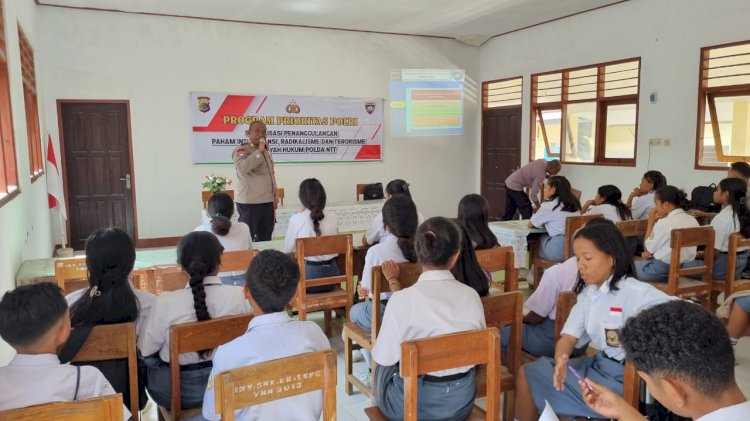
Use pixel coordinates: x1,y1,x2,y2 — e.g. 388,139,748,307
159,314,254,421
532,214,602,288
202,190,235,209
71,323,140,421
0,394,125,421
343,263,422,397
291,234,354,337
364,328,501,421
151,266,189,294
616,218,648,239
54,257,88,294
622,360,641,410
711,233,750,311
219,249,258,274
277,187,285,206
478,291,523,421
476,246,518,292
553,291,578,342
571,188,582,201
213,350,337,421
652,226,714,307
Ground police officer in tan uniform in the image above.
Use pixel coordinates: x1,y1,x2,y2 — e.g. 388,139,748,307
233,121,278,241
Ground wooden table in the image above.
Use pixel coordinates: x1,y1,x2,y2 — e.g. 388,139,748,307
489,220,546,268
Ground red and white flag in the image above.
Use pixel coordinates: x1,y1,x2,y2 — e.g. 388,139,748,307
46,134,66,220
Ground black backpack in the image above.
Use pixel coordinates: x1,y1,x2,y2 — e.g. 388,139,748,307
363,182,384,200
688,183,720,213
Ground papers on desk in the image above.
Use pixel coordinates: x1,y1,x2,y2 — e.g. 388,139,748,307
539,400,560,421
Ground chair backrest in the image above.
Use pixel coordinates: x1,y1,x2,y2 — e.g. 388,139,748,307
399,328,501,421
722,233,750,296
294,234,354,303
213,350,337,421
622,360,641,409
616,218,649,239
151,266,189,294
370,263,422,340
202,189,235,209
168,313,254,420
356,184,368,201
219,249,258,274
481,291,523,376
571,188,582,201
0,394,125,421
667,226,715,296
55,257,88,294
71,323,139,421
476,247,518,292
554,291,578,342
277,187,285,206
563,214,603,259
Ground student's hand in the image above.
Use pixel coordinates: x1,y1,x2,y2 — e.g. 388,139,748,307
688,209,707,217
580,378,629,420
641,251,653,260
553,354,569,391
357,285,370,300
630,186,643,198
647,207,662,221
381,260,400,280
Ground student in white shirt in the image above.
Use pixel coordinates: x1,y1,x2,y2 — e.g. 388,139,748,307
59,227,155,411
626,170,667,220
514,219,672,421
283,178,339,293
362,179,424,246
194,192,252,286
581,301,750,421
0,283,130,420
457,193,499,250
635,186,700,282
138,231,251,410
372,217,486,421
530,175,582,261
582,185,633,223
684,178,750,280
202,250,330,420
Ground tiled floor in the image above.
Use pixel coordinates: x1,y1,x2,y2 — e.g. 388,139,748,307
142,311,750,421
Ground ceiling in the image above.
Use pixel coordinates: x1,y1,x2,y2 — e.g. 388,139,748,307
38,0,627,46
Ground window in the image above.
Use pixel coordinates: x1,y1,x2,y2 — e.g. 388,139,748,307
0,0,19,205
483,77,522,109
19,27,42,180
696,41,750,169
531,58,640,165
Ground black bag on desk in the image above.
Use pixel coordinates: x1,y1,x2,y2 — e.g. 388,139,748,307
688,183,720,213
363,182,384,200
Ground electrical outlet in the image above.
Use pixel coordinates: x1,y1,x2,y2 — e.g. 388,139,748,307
663,138,671,147
649,138,662,146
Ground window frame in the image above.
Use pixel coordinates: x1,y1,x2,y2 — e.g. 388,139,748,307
530,57,640,166
0,0,19,208
695,40,750,170
18,25,43,182
482,76,523,110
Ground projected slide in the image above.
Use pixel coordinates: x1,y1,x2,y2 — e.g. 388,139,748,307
389,69,464,136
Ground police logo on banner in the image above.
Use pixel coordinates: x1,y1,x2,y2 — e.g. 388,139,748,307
197,96,211,113
365,101,376,115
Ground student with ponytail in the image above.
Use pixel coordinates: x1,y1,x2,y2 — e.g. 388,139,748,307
683,178,750,280
59,227,155,411
634,186,699,282
195,192,252,285
627,170,667,219
458,193,499,249
138,231,251,409
530,175,582,261
582,185,633,222
363,178,424,246
283,178,339,293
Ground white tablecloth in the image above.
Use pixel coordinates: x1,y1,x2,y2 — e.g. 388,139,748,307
201,200,384,239
489,220,546,268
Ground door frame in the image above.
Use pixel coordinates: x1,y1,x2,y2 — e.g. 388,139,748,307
56,99,139,247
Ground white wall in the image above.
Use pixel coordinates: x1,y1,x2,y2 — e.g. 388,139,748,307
0,0,53,364
479,0,750,200
37,8,481,240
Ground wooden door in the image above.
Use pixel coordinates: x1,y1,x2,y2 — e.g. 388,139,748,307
481,107,522,220
60,103,135,250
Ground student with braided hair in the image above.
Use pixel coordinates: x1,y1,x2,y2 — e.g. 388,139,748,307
138,231,251,409
283,178,340,293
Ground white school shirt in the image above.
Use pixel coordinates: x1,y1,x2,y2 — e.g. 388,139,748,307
711,205,750,252
585,203,624,223
361,234,408,300
364,211,425,245
195,222,253,277
524,257,578,319
530,199,579,237
630,192,655,220
283,209,339,262
137,276,252,365
372,270,486,376
202,312,330,421
561,276,672,361
66,284,156,337
645,208,700,264
696,401,750,421
0,354,130,420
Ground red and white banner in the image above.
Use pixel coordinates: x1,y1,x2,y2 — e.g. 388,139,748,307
46,134,67,220
189,93,384,164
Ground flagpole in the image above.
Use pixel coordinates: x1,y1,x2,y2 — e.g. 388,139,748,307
58,209,67,249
